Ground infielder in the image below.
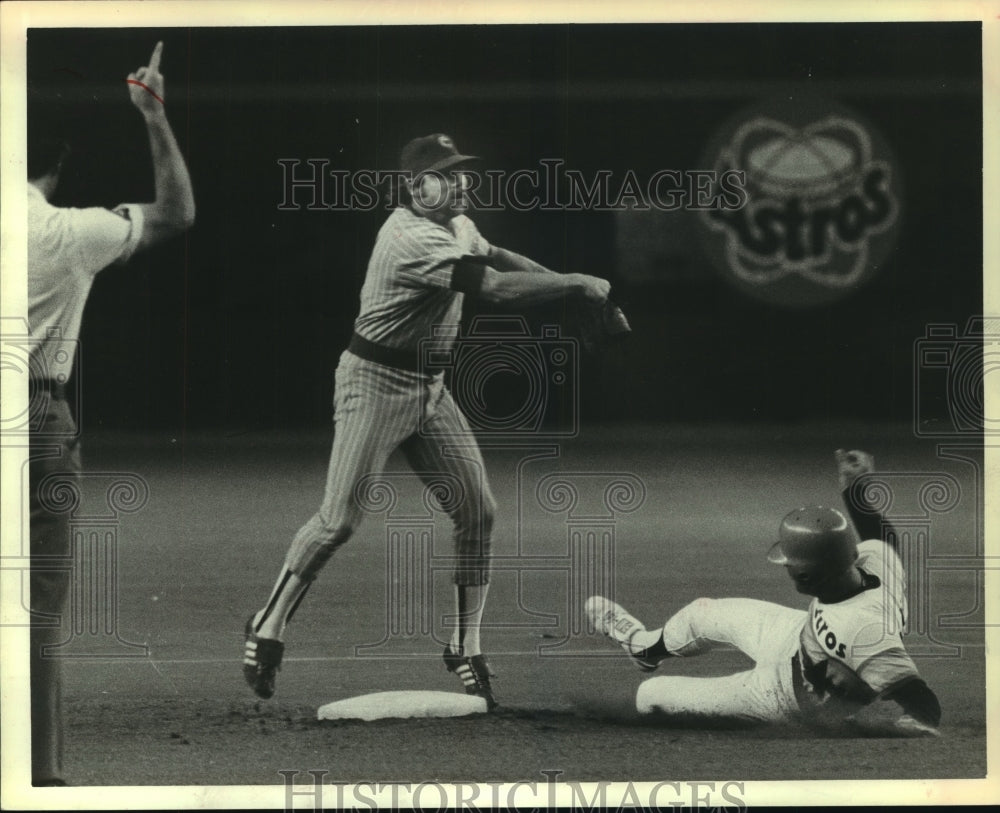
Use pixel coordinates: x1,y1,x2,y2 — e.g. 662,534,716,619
27,42,195,785
587,449,941,736
244,134,611,707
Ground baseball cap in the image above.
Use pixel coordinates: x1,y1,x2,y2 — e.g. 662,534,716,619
400,133,479,177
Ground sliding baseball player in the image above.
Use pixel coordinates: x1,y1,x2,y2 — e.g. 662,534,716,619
588,449,941,736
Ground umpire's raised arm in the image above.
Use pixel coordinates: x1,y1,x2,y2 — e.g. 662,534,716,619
126,41,196,252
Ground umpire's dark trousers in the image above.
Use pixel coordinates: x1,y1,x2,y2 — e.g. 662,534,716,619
28,390,79,784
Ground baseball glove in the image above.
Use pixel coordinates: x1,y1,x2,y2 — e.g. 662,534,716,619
570,298,632,353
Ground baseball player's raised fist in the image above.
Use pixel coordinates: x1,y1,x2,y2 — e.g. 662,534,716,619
578,275,611,305
127,41,166,115
835,448,875,491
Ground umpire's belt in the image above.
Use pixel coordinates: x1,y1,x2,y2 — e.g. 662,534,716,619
30,378,67,400
348,332,443,375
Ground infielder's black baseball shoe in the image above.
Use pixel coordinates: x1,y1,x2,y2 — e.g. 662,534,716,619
443,645,498,710
243,615,284,699
585,596,666,672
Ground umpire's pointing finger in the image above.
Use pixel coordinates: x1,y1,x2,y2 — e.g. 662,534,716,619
148,40,163,72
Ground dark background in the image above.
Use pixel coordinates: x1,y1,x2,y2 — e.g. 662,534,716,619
26,23,983,431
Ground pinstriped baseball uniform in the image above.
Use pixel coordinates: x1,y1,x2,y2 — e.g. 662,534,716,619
354,208,488,345
285,205,496,585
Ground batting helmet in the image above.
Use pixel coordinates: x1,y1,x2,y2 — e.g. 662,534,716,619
767,505,858,573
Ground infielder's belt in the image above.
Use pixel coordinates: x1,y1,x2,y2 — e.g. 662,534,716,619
348,332,443,375
30,379,67,400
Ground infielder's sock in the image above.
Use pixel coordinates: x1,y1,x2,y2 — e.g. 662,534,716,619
451,584,489,657
255,569,310,640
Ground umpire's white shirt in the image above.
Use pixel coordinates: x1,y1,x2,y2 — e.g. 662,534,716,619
28,183,145,382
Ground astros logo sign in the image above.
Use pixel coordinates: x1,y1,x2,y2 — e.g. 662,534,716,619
697,97,901,308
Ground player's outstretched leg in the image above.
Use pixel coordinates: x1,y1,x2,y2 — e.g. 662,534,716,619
242,378,399,699
242,520,348,699
585,596,673,672
243,565,318,698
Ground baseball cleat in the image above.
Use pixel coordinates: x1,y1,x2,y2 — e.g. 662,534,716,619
585,595,663,672
243,616,284,699
443,645,498,710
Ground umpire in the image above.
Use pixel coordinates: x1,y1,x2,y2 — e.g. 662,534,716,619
244,133,610,708
27,42,195,785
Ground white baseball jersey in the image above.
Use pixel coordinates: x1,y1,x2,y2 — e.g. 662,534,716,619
799,539,917,695
28,184,145,381
354,207,491,350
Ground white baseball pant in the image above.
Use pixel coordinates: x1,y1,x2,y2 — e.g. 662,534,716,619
637,597,806,722
286,350,496,585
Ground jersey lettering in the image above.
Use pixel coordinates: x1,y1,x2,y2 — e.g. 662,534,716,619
797,542,920,699
812,608,844,657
